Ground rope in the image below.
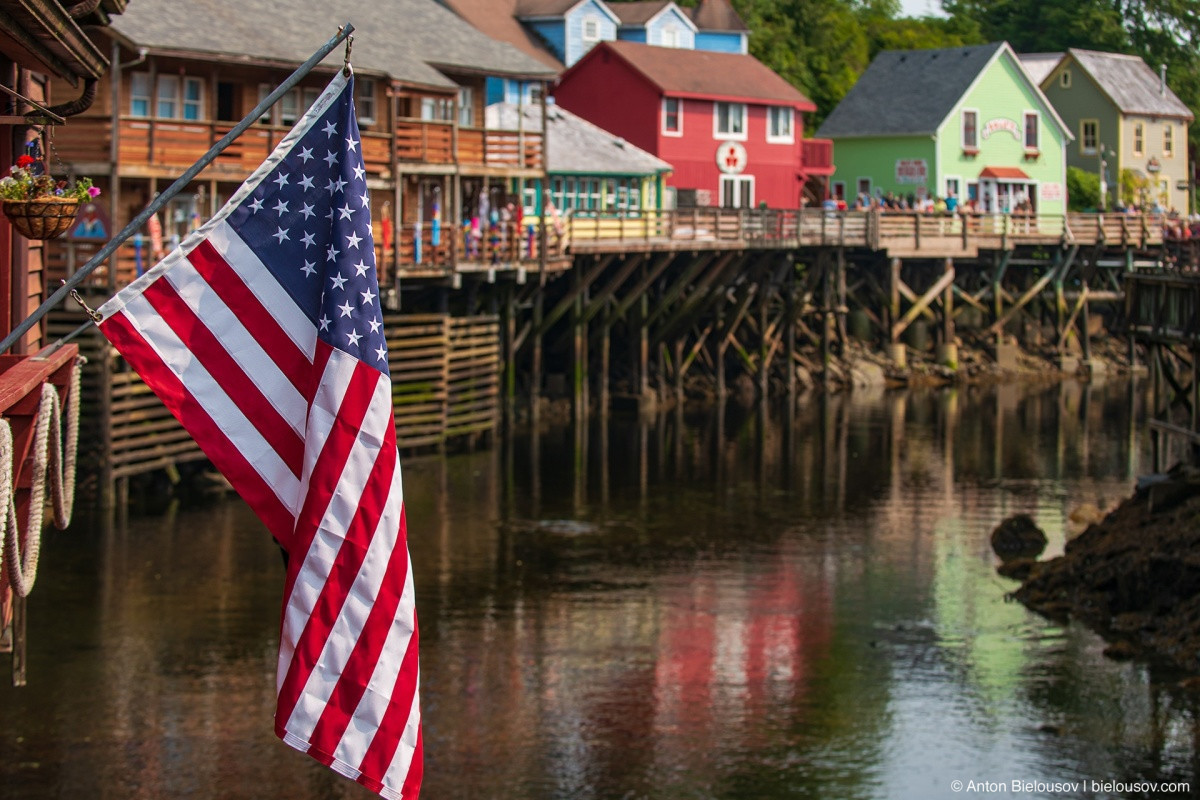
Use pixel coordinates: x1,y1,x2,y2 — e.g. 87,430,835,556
3,358,83,597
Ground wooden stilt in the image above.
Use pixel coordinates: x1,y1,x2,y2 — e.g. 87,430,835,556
889,257,902,342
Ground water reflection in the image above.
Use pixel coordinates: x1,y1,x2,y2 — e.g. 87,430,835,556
4,378,1197,800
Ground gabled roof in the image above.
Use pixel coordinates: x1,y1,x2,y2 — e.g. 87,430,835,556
1066,48,1194,121
572,40,814,108
515,0,618,23
487,102,672,175
1018,52,1063,86
109,0,557,91
438,0,564,71
688,0,748,33
819,43,1004,138
818,42,1070,140
610,1,695,30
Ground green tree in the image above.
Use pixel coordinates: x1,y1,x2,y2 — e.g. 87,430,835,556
1066,166,1101,211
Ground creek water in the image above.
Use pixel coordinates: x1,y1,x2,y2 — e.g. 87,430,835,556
2,378,1198,799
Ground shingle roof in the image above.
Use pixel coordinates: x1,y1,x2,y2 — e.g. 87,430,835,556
688,0,748,32
1018,52,1063,86
487,102,672,174
438,0,564,71
610,1,672,25
817,43,1004,138
515,0,584,17
585,40,814,108
109,0,557,90
1068,48,1194,121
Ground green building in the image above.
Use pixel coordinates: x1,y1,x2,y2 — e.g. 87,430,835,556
817,42,1072,215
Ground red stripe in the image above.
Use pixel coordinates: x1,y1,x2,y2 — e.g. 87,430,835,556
355,615,421,795
305,493,411,758
140,275,304,477
275,420,397,734
187,239,313,398
100,311,295,540
400,726,423,800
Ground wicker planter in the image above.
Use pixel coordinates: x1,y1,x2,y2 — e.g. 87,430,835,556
2,197,80,240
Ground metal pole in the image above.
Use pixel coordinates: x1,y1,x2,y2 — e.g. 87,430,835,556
0,23,355,355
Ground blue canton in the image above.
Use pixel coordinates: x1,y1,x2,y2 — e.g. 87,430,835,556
228,76,388,376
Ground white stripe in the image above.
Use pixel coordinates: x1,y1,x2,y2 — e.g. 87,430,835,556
210,223,320,358
334,547,417,772
116,295,300,509
381,674,422,794
282,370,400,740
164,254,309,438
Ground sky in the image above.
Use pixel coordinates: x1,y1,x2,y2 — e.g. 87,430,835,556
900,0,948,17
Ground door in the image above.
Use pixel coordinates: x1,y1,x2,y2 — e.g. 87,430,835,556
720,176,754,209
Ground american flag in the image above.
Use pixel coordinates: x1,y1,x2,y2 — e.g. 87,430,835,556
96,71,422,799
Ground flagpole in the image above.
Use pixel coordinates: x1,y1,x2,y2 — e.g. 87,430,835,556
0,22,356,356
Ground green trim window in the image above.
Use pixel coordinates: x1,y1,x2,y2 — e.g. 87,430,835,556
1060,70,1071,88
1133,122,1145,157
550,176,644,214
1164,124,1175,158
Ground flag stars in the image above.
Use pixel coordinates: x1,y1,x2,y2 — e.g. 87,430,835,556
323,150,339,168
338,204,354,220
353,165,365,181
300,203,315,220
299,175,315,191
360,191,371,208
375,345,387,362
318,315,331,331
338,300,354,318
368,317,382,334
273,199,289,215
360,287,376,306
345,136,358,152
326,245,340,262
273,173,290,190
301,231,316,248
299,146,314,163
346,231,362,250
249,197,264,213
346,329,362,347
272,226,290,244
302,260,317,277
354,259,370,277
323,120,337,138
330,272,348,291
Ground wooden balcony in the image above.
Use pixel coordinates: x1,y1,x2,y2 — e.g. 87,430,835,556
394,119,544,170
801,138,834,176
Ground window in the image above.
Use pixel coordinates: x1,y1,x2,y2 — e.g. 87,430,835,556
1164,124,1175,158
767,107,793,143
1023,112,1039,150
1080,120,1098,155
1060,70,1071,88
856,177,872,196
662,97,681,135
280,88,300,127
1133,122,1145,157
714,101,746,139
945,177,960,200
832,181,845,201
661,24,680,48
257,85,322,126
582,15,600,42
356,79,376,125
457,87,474,127
420,96,454,122
132,73,205,120
962,109,978,151
130,73,151,117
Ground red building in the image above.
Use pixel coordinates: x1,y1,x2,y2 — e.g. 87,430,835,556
553,40,832,209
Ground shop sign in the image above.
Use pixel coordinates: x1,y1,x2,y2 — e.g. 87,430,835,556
895,158,927,184
1039,182,1063,202
981,118,1020,141
716,142,747,174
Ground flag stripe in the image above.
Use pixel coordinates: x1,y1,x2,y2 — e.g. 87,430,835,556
364,619,422,794
99,311,296,539
187,237,315,396
140,275,305,476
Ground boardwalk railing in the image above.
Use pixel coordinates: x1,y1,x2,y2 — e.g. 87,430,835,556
564,208,1165,254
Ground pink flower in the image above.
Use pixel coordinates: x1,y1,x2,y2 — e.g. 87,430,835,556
15,155,34,168
87,186,101,198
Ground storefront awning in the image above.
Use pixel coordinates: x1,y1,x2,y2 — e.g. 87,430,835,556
979,166,1031,180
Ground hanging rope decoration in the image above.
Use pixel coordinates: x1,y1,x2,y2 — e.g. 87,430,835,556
0,357,82,597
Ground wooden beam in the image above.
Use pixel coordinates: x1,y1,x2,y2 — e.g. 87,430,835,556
530,253,615,340
987,245,1077,335
894,269,956,339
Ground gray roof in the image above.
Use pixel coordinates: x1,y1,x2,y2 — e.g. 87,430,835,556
1068,48,1194,121
109,0,556,90
1018,52,1063,86
487,102,672,175
818,42,1005,138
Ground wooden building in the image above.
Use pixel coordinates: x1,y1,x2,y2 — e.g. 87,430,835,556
46,0,559,295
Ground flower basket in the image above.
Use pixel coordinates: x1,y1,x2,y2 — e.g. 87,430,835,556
2,197,80,240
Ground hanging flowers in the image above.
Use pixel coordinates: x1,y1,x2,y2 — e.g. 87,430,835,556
0,156,100,240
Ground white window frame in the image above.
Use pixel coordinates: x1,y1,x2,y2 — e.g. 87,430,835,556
945,176,961,201
713,101,747,141
1164,123,1175,158
457,86,474,127
832,181,846,201
1060,69,1071,88
961,108,979,151
357,78,377,126
1080,119,1098,155
661,24,680,48
856,177,872,197
767,106,794,144
137,73,205,120
661,96,682,137
130,72,152,118
1023,111,1039,151
1133,121,1145,157
720,174,754,208
582,15,600,42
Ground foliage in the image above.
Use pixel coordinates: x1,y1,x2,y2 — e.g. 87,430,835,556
1066,166,1100,211
1119,167,1156,208
0,155,99,203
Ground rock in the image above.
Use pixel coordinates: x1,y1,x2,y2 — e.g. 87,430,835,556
990,513,1048,561
848,359,886,388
